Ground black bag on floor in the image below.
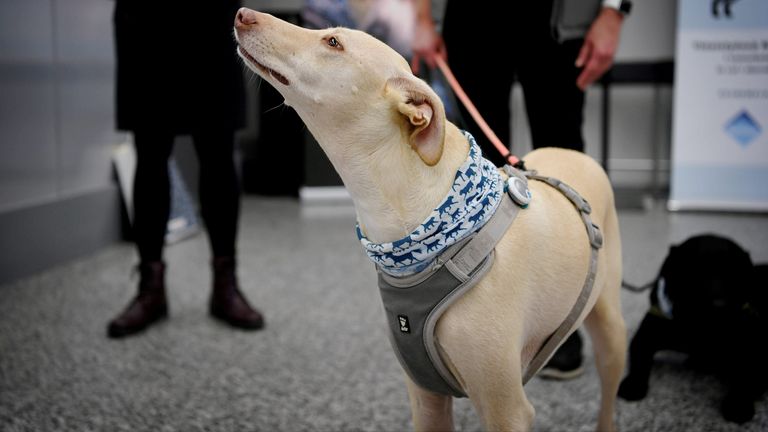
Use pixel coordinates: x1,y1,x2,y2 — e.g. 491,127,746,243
618,234,768,424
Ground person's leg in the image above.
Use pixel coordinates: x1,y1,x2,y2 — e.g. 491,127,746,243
192,129,264,330
520,41,585,151
516,0,585,151
442,1,516,167
192,129,240,258
132,130,175,261
108,129,175,338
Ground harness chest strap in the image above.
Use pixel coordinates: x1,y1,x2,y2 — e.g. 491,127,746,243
378,168,603,397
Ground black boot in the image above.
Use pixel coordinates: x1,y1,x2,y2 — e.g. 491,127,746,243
107,261,168,338
209,257,264,330
539,331,585,380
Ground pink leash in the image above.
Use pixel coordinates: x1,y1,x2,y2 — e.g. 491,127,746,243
433,56,520,166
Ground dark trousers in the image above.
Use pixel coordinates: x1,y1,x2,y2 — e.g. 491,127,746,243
132,129,240,262
443,0,586,166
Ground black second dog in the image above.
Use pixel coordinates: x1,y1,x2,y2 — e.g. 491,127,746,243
618,234,768,423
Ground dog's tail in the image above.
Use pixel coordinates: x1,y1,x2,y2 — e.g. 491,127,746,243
621,278,655,293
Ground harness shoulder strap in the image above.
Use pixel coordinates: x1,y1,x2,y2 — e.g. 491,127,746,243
450,192,522,279
521,173,603,384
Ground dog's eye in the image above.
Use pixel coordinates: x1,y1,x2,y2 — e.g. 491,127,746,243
326,36,342,50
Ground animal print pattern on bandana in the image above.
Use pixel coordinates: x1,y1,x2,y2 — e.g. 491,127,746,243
357,131,504,276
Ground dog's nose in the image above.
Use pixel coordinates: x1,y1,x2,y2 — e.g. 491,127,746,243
235,7,259,28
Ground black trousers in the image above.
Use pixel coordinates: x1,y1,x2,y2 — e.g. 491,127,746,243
443,0,586,167
132,129,240,263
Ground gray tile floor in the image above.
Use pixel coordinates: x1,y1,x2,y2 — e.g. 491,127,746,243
1,197,767,431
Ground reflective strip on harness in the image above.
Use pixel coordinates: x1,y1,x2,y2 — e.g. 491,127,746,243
377,167,603,396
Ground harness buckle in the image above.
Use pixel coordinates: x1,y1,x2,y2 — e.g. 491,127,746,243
506,176,532,207
588,222,604,249
503,165,532,208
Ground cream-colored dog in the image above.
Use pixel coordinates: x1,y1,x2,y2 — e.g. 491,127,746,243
235,8,626,432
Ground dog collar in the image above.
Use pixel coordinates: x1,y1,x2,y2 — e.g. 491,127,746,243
356,131,504,276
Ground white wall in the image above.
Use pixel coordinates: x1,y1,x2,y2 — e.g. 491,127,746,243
0,0,126,283
0,0,126,213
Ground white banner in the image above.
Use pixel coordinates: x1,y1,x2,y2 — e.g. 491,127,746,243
670,0,768,211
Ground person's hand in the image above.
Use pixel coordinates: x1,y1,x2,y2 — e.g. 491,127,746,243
575,7,624,91
411,15,446,75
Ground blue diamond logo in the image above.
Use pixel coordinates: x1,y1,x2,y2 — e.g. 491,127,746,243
724,110,762,147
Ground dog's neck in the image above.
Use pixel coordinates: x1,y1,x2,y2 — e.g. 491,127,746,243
301,108,468,243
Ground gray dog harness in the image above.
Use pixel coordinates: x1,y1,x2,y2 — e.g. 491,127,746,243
378,166,604,397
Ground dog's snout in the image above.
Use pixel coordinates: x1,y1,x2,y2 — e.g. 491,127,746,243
235,7,259,28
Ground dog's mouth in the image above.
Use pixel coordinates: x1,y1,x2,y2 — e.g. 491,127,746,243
238,45,290,86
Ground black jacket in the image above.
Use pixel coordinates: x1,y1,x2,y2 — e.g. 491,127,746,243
114,1,245,133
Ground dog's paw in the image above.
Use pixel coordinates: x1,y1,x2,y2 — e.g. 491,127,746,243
617,376,649,401
721,394,755,424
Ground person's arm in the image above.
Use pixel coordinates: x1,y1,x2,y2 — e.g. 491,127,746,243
574,1,627,90
411,0,446,73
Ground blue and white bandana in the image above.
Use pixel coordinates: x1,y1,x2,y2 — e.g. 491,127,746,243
356,131,504,276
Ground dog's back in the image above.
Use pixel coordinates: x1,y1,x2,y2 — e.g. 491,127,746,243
523,147,615,226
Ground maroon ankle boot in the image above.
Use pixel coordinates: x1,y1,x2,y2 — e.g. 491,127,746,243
107,261,168,338
209,256,264,330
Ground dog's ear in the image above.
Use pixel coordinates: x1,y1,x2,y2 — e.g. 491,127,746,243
385,76,445,166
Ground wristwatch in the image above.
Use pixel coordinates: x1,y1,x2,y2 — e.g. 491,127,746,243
603,0,632,16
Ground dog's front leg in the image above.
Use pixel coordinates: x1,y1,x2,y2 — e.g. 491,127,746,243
465,366,534,432
440,318,534,430
404,376,454,432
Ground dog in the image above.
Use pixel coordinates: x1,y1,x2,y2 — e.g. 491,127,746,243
234,9,626,431
618,234,768,424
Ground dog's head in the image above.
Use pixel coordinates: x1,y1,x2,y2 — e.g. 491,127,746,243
652,234,753,326
234,8,446,166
